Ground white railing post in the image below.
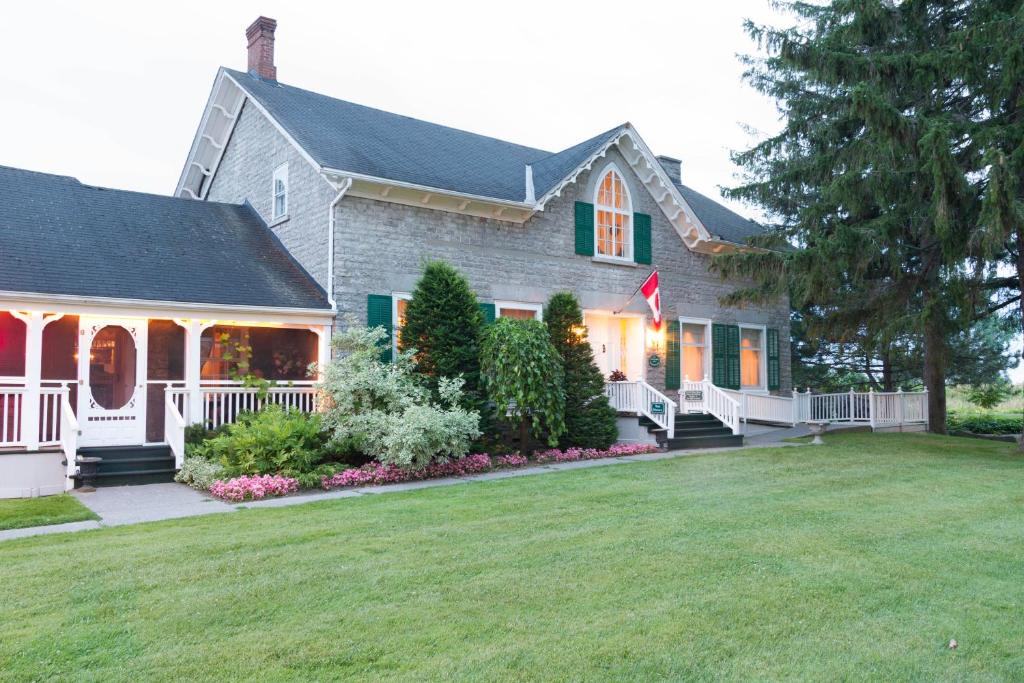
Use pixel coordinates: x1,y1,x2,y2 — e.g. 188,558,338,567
14,312,44,450
896,387,904,426
59,386,79,490
165,388,186,469
848,388,855,423
922,387,929,428
868,388,876,430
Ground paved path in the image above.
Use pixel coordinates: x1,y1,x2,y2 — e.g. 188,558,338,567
2,425,841,543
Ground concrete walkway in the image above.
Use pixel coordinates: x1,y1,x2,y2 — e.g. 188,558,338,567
1,425,836,543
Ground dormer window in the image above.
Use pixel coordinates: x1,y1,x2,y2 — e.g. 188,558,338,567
272,163,288,219
594,166,632,260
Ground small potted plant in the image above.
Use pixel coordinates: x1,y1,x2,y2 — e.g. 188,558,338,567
608,369,628,382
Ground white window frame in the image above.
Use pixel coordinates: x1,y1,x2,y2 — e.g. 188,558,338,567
495,301,543,321
391,292,412,360
272,163,289,220
678,316,712,383
738,323,768,392
593,163,633,263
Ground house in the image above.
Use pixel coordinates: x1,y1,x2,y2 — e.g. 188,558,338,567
0,16,792,497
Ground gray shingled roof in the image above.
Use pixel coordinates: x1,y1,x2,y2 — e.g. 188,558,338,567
0,165,331,309
226,68,764,241
675,183,764,246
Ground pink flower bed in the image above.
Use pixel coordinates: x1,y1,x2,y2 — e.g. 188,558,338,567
209,474,299,502
209,443,661,499
534,443,658,464
496,453,528,467
321,453,499,490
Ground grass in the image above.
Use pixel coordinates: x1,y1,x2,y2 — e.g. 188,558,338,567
2,432,1023,681
0,494,98,531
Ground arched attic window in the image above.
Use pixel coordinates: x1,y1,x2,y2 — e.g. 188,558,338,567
594,166,632,260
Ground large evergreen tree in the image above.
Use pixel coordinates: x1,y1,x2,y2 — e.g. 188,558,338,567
715,1,992,433
399,261,484,408
544,292,618,449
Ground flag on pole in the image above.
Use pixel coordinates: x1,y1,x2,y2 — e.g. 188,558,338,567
640,270,662,329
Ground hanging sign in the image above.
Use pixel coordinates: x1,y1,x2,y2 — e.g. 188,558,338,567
650,401,666,415
648,354,661,368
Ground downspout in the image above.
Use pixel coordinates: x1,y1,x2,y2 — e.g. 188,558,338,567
326,176,353,309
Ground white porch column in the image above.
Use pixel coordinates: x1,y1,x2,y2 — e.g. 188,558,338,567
13,311,44,450
311,324,332,380
177,319,210,426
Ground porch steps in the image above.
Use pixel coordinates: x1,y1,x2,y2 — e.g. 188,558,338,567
639,413,744,450
75,445,177,487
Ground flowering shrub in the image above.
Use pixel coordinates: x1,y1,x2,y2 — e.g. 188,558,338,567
496,453,528,467
321,453,499,490
209,474,299,502
321,323,481,468
175,455,227,491
534,443,658,463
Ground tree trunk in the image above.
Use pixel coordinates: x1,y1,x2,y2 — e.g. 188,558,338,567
922,304,947,434
882,351,894,392
1017,224,1024,450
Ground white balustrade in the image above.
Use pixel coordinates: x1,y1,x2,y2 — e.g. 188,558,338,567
604,380,677,439
165,391,187,469
60,387,79,489
0,385,24,447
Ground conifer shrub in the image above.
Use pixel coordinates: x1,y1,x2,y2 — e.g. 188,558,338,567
544,292,618,449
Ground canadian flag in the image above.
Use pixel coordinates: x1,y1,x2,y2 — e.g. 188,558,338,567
640,271,662,330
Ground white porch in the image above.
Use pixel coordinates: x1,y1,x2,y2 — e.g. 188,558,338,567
0,301,331,497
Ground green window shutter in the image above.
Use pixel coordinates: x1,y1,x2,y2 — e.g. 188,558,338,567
665,320,681,391
574,201,595,256
726,325,741,390
634,212,652,265
712,324,741,389
767,328,780,390
478,302,496,324
367,294,394,363
712,324,728,388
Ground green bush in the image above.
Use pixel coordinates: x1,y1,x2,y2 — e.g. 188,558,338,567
964,382,1015,410
193,405,329,478
321,322,481,468
545,292,617,449
174,456,227,491
947,412,1023,435
399,261,485,405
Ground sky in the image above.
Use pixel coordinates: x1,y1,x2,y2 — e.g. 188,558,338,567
0,0,784,211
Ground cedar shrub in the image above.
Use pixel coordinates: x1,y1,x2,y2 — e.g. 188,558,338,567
544,292,618,449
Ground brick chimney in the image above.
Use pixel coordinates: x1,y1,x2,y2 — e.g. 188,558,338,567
246,16,277,81
656,155,682,184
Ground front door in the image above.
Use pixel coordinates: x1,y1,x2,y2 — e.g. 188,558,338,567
585,313,644,381
78,317,147,447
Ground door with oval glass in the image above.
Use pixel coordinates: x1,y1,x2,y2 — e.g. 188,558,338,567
77,318,148,447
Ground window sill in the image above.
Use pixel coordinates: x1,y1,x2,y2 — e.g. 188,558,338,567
591,255,638,268
269,214,290,228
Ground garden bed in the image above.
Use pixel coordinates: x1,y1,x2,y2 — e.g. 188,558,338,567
206,444,659,502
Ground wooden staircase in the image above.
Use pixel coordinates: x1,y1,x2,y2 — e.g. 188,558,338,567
639,413,744,450
75,445,177,487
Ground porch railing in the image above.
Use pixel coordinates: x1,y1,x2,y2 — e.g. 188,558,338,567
605,380,677,439
0,382,70,448
60,388,79,490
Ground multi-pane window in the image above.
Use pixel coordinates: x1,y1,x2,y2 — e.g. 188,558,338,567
496,302,542,321
272,163,288,219
594,168,632,259
681,322,706,382
740,327,763,389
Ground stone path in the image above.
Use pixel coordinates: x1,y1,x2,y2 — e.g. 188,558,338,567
1,424,846,543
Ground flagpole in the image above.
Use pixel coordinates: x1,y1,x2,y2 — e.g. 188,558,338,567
613,270,657,315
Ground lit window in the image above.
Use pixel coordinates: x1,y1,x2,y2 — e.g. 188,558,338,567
594,167,632,259
272,163,288,219
740,328,763,389
393,294,411,359
681,322,706,382
496,302,542,321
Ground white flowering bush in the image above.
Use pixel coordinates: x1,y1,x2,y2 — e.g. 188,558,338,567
320,322,481,468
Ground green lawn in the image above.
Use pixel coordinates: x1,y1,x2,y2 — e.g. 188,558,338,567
2,432,1023,681
0,494,97,531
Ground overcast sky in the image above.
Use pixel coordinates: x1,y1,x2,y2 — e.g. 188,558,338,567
1,0,785,213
